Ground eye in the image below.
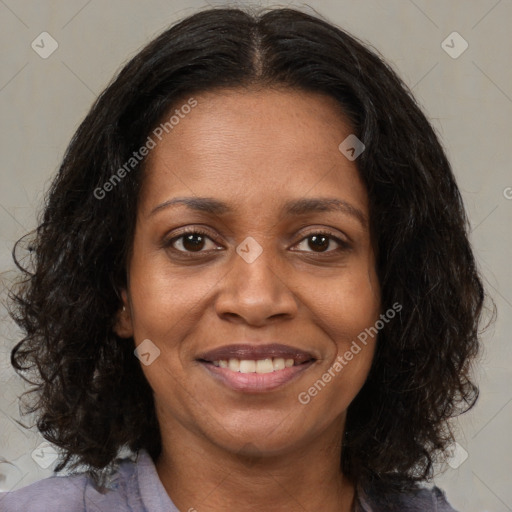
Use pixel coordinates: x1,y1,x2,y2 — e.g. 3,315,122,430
163,227,351,258
164,229,222,254
293,230,350,254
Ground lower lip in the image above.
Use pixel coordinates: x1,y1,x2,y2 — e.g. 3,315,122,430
198,360,316,393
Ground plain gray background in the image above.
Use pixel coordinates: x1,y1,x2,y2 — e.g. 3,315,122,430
0,1,510,511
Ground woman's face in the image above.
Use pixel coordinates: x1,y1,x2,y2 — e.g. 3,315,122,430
116,87,380,457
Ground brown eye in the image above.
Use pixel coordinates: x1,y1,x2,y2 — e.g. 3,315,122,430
294,231,350,254
307,234,330,252
180,233,206,252
166,230,220,254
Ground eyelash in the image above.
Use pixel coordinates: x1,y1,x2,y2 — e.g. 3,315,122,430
163,227,351,258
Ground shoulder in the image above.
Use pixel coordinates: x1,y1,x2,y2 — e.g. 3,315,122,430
0,458,140,512
358,481,459,512
0,473,90,512
396,485,458,511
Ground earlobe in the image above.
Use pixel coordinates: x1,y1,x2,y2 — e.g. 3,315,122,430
113,290,134,338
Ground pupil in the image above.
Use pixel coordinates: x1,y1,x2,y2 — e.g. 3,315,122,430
309,235,328,252
183,233,204,251
181,234,330,252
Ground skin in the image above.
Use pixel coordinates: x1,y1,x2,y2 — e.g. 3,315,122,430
115,87,381,512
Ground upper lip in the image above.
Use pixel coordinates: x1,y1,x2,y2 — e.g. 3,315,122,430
196,343,316,364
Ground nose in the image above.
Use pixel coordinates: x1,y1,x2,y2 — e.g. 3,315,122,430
214,238,298,326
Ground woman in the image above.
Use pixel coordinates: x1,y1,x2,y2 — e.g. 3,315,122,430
3,6,487,511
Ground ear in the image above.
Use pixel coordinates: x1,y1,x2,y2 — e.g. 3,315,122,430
113,288,134,338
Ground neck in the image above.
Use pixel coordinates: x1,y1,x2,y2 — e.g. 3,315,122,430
154,412,355,512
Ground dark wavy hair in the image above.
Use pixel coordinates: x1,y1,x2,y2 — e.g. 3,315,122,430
8,5,491,492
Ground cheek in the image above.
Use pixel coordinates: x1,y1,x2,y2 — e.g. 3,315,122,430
313,262,380,348
127,250,210,339
126,258,199,403
308,260,380,396
302,292,378,417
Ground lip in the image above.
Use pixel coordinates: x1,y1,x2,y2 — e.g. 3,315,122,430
199,359,316,393
196,343,316,365
196,343,318,393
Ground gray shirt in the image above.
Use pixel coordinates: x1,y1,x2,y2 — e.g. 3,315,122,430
0,449,458,511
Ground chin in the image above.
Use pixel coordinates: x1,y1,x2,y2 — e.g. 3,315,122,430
208,418,313,457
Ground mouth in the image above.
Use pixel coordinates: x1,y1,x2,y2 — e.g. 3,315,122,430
196,343,317,393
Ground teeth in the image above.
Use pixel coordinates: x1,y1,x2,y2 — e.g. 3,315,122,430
214,357,298,373
239,360,256,373
256,359,274,373
228,358,240,372
274,358,285,370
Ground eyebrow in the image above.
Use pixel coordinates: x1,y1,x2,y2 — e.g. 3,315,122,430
149,196,367,228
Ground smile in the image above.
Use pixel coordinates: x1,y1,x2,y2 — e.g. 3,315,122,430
199,358,316,393
196,342,318,392
214,357,295,372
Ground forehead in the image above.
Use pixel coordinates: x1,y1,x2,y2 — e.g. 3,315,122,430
139,87,368,217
